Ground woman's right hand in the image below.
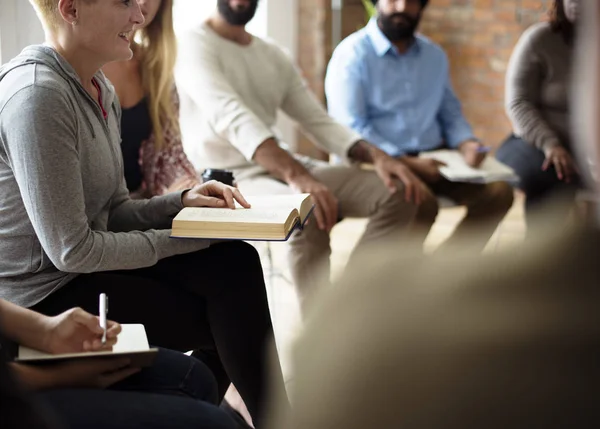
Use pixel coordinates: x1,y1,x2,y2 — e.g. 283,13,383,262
542,146,578,182
11,358,140,391
42,307,121,355
182,180,250,209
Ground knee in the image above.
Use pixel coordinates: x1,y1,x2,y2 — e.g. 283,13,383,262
215,241,262,269
151,349,220,404
484,182,515,213
374,179,424,218
227,240,260,259
289,227,332,260
185,356,221,404
414,189,439,222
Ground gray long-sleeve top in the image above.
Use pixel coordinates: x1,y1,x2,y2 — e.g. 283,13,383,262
505,22,573,152
0,46,209,307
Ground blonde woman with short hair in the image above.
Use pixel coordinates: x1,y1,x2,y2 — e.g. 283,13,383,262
0,1,287,427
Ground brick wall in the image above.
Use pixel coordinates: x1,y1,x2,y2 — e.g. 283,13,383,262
419,0,552,148
297,0,552,152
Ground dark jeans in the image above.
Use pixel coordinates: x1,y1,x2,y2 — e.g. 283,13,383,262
496,134,579,225
32,241,287,429
37,348,236,429
0,328,60,429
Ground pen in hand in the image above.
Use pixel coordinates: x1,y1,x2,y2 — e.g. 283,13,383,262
99,293,108,345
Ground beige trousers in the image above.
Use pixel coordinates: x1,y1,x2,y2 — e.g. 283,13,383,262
237,159,420,310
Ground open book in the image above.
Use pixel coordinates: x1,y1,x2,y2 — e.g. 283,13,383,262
419,150,519,184
16,324,158,367
171,193,314,241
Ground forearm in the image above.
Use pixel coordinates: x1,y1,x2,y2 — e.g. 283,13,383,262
507,100,562,152
347,140,389,164
505,43,561,152
109,183,185,232
9,363,55,391
253,138,313,183
0,300,49,350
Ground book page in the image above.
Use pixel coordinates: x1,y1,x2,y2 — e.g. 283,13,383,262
240,194,311,212
243,194,313,225
175,207,291,224
18,324,150,361
419,150,517,181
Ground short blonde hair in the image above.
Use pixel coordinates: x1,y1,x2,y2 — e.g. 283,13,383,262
29,0,59,31
29,0,95,32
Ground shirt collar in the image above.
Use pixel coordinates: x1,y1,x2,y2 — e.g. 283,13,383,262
366,18,421,57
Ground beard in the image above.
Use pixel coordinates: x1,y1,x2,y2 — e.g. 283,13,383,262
217,0,259,26
378,12,421,41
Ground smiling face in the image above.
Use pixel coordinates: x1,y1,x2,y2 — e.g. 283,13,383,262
70,0,144,63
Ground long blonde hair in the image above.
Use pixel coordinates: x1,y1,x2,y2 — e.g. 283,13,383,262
136,0,178,149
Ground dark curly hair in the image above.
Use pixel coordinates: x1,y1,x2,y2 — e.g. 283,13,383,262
549,0,575,44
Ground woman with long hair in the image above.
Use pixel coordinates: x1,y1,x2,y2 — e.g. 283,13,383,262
102,1,262,426
103,0,199,198
0,1,287,427
496,0,581,227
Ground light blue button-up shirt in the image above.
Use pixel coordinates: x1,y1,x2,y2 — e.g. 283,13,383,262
325,19,476,157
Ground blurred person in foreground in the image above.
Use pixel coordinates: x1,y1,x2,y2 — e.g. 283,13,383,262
267,1,600,426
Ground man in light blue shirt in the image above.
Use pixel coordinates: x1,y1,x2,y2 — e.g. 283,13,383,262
325,0,514,252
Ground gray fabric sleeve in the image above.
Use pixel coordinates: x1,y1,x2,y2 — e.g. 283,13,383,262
2,85,208,274
505,27,562,152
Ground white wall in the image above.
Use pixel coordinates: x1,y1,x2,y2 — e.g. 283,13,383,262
263,0,298,149
0,0,45,63
0,0,297,145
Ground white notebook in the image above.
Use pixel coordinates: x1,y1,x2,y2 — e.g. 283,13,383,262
17,324,158,367
419,150,519,184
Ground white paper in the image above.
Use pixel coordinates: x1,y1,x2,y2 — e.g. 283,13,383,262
18,324,150,361
419,150,518,184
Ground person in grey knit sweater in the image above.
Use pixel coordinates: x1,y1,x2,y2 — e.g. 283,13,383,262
0,1,287,426
497,0,581,225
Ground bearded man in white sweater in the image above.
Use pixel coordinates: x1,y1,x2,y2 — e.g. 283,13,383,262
175,0,431,309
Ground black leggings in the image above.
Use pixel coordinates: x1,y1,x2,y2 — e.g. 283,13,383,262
32,241,286,428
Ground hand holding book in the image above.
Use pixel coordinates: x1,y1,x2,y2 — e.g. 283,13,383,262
459,140,490,168
182,180,251,210
172,193,315,241
419,150,518,184
172,168,316,241
0,299,151,391
11,356,140,390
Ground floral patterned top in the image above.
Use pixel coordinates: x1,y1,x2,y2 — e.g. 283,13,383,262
136,88,199,197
